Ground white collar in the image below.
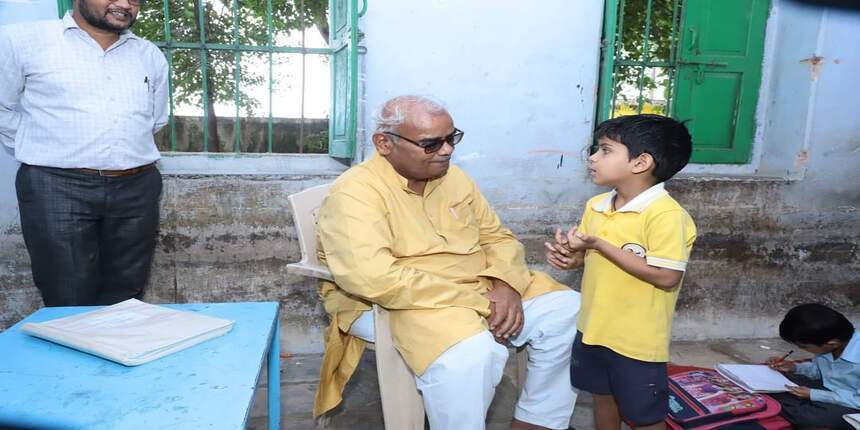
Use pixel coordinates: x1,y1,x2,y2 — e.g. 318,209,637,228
592,183,668,213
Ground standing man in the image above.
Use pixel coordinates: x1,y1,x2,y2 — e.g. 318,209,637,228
0,0,168,305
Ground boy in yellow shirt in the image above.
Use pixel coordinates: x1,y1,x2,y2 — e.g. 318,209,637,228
545,114,696,429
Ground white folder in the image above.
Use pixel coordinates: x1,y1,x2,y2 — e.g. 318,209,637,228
21,299,235,366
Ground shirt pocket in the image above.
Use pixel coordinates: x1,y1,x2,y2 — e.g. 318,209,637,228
117,57,154,117
129,73,154,117
442,198,480,245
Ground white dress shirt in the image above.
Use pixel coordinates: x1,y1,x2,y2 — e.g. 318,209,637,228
0,12,168,170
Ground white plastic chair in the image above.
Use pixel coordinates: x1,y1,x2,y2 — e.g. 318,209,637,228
287,183,426,430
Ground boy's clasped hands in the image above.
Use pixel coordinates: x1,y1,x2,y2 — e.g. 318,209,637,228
544,226,596,270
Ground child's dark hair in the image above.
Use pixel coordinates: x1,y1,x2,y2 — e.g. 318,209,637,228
779,303,855,345
593,114,693,183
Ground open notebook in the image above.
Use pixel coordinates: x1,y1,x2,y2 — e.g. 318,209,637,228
715,363,798,393
21,299,234,366
845,413,860,430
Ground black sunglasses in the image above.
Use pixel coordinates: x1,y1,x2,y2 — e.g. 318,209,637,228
383,128,464,154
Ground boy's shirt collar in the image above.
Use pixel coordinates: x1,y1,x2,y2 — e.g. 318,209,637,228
592,183,668,214
832,330,860,363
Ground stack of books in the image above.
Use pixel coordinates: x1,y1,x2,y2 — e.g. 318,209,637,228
21,299,235,366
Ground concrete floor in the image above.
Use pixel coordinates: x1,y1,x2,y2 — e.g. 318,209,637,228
247,338,811,430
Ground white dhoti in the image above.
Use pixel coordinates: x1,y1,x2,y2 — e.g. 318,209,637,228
348,289,581,430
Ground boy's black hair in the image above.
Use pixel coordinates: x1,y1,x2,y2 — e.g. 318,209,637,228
593,114,693,183
779,303,855,345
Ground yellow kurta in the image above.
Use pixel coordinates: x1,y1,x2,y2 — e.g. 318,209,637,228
313,154,568,416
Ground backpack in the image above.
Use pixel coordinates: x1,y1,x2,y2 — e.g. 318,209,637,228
665,365,791,430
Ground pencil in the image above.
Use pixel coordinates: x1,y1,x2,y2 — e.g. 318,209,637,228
775,349,794,364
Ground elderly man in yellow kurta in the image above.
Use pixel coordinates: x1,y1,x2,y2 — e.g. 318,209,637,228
313,95,581,430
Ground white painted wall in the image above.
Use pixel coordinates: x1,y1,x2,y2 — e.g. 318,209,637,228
2,1,857,216
0,0,858,341
0,1,59,229
357,0,859,206
359,0,606,209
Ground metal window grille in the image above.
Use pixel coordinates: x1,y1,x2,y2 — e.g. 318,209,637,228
59,0,336,154
149,0,332,154
597,0,683,121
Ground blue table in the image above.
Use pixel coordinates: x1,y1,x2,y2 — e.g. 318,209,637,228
0,302,281,430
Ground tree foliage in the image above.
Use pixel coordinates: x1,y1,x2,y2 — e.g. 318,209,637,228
614,0,677,105
135,0,328,150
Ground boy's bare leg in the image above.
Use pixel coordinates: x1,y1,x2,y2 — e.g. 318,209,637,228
510,418,550,429
593,394,667,430
593,394,622,430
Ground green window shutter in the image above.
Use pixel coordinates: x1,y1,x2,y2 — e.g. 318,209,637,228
673,0,769,164
595,0,620,123
57,0,71,17
328,0,360,160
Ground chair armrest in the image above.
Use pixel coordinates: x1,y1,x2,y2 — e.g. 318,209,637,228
287,263,334,282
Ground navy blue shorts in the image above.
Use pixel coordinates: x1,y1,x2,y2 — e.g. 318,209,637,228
570,331,669,426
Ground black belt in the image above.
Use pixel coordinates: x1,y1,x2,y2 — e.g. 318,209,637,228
72,162,157,177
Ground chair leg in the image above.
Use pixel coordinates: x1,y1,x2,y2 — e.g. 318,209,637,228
373,305,426,430
315,413,332,429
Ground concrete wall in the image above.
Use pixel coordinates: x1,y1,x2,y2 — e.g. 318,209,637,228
1,1,858,353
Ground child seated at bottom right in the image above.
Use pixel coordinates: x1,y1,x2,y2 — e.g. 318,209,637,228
767,303,860,429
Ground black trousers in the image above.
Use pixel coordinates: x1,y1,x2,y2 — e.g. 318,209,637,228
772,373,860,430
15,164,162,306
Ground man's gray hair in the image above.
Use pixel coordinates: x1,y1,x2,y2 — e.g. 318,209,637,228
374,95,448,133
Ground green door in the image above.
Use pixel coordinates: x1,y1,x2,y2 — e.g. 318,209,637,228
673,0,769,163
328,0,359,160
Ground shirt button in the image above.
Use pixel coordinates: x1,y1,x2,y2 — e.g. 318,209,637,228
106,76,112,81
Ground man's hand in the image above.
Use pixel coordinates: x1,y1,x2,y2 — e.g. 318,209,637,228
786,385,811,399
484,278,523,341
765,356,797,372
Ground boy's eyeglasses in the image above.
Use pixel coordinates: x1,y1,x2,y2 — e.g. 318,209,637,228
383,128,464,154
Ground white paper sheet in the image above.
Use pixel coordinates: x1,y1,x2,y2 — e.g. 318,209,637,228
844,413,860,430
715,363,798,393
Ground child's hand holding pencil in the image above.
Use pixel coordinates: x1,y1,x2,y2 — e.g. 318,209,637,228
765,349,796,372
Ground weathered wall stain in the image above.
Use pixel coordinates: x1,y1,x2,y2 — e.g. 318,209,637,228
1,174,857,349
800,55,825,81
